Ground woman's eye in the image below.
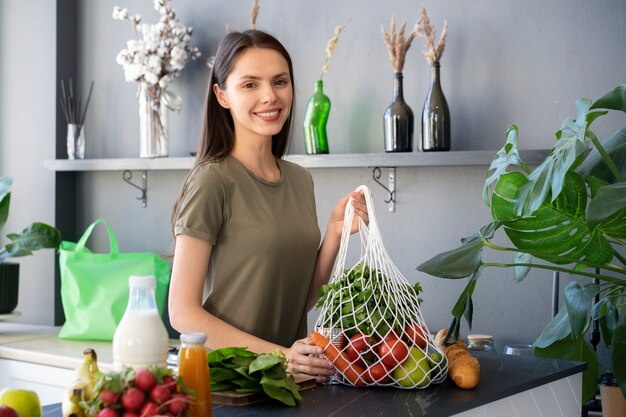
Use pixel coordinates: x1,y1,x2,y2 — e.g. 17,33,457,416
274,79,289,86
243,82,256,89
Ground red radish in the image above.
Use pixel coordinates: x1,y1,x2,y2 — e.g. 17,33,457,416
162,375,177,393
97,408,119,417
168,393,189,414
134,368,157,391
140,401,161,417
150,384,172,404
98,388,120,405
121,387,146,411
122,413,140,417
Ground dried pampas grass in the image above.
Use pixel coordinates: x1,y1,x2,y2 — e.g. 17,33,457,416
416,6,448,65
380,16,418,73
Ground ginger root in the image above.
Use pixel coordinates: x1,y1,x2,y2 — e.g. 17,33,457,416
436,328,480,389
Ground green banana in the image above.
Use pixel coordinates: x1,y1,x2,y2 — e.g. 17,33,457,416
62,348,102,417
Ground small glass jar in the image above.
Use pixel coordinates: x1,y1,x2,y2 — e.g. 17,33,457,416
178,332,212,417
467,334,494,352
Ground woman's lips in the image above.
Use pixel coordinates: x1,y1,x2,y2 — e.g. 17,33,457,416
254,109,281,122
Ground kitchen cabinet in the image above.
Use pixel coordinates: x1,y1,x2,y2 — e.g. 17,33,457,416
0,359,74,406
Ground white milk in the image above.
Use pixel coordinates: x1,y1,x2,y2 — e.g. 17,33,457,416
113,309,169,370
113,275,169,370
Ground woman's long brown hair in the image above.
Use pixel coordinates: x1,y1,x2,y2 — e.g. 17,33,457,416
169,30,295,252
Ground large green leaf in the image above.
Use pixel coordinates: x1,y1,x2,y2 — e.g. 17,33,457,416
0,223,62,260
593,295,620,347
483,124,529,206
445,269,481,344
534,336,599,403
0,177,11,232
0,193,9,233
534,308,572,348
492,171,614,265
513,251,532,283
576,127,626,183
590,84,626,114
610,323,626,399
563,281,598,340
416,222,499,279
513,99,591,216
587,182,626,232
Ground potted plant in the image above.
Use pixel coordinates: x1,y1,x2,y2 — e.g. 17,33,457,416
416,84,626,404
0,177,62,313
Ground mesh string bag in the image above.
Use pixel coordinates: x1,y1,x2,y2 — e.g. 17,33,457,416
314,185,448,388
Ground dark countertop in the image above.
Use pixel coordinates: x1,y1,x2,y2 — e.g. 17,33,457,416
43,352,585,417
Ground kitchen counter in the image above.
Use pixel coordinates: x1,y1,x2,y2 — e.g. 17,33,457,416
41,352,585,417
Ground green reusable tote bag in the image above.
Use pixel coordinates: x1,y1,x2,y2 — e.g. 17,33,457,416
58,218,170,341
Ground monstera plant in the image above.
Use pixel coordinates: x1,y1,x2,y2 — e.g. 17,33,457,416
417,84,626,403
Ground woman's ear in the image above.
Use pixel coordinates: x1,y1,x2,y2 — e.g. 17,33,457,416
213,83,230,109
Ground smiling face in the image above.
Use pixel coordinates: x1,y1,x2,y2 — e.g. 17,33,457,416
213,47,293,146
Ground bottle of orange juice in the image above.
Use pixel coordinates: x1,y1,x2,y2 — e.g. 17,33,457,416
178,332,212,417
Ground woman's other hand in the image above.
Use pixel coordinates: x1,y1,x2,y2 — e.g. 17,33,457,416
285,337,336,383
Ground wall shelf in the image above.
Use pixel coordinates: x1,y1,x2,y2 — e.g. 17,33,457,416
45,150,550,211
44,149,550,172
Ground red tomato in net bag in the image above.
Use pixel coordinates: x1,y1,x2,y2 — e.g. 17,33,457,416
366,361,390,384
378,335,409,368
405,323,428,349
346,333,373,367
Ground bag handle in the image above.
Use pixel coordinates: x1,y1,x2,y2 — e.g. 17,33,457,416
75,218,120,257
330,184,381,281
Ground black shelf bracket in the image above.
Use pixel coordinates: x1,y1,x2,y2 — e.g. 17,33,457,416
122,170,148,208
372,166,396,212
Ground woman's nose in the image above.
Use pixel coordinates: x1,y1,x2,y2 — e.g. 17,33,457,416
260,85,277,104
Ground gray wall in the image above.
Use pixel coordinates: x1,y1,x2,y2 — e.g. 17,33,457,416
1,0,625,359
0,0,57,324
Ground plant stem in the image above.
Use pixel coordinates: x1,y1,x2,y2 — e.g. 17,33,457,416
482,262,626,285
588,130,625,182
484,240,626,276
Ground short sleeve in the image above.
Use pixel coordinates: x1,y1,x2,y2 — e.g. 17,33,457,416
174,164,225,245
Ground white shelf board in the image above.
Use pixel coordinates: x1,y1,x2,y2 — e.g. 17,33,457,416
44,150,550,172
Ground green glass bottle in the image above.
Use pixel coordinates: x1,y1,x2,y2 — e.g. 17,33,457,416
303,80,331,154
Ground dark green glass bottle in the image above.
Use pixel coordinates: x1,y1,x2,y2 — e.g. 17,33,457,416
383,72,414,152
421,61,450,151
303,80,331,154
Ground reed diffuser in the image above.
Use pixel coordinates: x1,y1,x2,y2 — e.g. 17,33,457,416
60,79,94,159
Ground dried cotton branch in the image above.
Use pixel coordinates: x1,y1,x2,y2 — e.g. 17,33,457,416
416,6,448,65
380,16,417,73
320,22,348,80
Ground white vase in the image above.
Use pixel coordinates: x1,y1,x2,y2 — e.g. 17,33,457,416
138,83,168,158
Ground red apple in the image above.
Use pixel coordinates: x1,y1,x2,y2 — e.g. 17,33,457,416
0,405,19,417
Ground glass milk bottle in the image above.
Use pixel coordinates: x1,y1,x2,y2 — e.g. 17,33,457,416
113,275,168,370
178,332,212,417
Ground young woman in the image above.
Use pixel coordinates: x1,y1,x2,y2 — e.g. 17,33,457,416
168,29,368,382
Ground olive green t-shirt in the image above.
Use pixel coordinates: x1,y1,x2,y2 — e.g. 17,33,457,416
175,155,321,347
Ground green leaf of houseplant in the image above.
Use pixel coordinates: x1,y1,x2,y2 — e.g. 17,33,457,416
590,84,626,114
513,251,532,283
534,308,572,348
534,336,599,403
593,296,619,347
416,222,500,279
610,323,626,399
587,182,626,231
483,124,529,206
0,222,62,260
492,171,614,266
576,127,626,183
0,177,11,232
563,281,598,340
445,268,482,344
